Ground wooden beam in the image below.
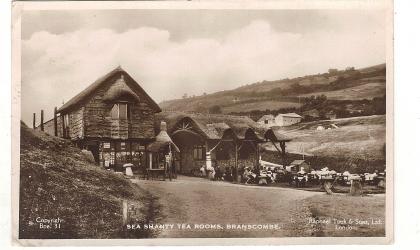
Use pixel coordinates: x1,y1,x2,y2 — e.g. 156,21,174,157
53,107,58,136
279,141,287,166
270,139,288,166
270,139,283,155
40,110,44,131
237,141,244,151
32,113,36,129
234,142,238,183
256,142,260,167
208,140,222,153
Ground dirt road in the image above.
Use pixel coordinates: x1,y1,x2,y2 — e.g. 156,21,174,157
133,176,317,238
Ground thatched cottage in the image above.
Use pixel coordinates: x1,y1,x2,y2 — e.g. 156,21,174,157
37,66,161,170
154,111,291,175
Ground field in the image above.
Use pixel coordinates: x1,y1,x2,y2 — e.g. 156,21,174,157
19,122,158,239
300,80,385,100
262,115,386,172
285,115,385,159
222,100,302,113
159,63,386,115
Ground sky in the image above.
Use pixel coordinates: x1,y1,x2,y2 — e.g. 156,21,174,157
21,9,386,125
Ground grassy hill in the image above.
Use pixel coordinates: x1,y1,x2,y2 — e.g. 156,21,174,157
19,122,159,239
262,115,386,173
159,63,386,117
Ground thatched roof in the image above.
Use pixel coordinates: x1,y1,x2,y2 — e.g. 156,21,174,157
103,75,140,103
147,121,180,152
154,111,291,142
57,66,161,113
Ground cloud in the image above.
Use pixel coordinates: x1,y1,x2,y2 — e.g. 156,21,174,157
21,19,385,125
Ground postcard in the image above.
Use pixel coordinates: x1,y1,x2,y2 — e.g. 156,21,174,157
11,0,393,246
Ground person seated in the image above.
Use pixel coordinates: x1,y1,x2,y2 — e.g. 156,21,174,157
243,167,251,184
200,165,206,177
224,167,233,182
207,165,215,180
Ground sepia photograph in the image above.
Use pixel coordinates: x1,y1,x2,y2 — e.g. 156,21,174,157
11,0,393,245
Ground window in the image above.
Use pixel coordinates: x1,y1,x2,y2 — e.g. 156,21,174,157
111,103,130,120
264,119,269,124
193,145,206,160
119,103,127,119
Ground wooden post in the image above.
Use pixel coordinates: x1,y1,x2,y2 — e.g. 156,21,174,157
122,199,128,236
53,107,58,136
234,142,238,183
280,141,287,167
255,142,260,167
61,115,65,138
40,110,44,131
32,113,36,129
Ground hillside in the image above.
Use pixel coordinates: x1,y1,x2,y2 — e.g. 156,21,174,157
159,63,386,117
262,115,386,173
19,122,158,239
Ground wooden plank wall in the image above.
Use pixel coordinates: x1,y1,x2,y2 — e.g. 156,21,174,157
82,74,155,140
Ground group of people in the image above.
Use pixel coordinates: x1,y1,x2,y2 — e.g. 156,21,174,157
199,164,235,182
198,162,386,188
284,167,386,187
199,163,262,184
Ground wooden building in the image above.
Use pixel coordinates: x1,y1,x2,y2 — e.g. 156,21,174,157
257,114,276,128
34,67,292,176
274,113,303,127
37,66,161,171
155,111,291,176
146,121,180,179
288,160,311,173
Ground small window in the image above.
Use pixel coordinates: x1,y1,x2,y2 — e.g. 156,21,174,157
111,103,130,120
264,119,269,124
193,145,206,160
119,103,127,119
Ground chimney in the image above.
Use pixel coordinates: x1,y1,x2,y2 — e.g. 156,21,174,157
160,121,167,132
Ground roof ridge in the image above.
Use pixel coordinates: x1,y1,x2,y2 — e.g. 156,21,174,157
57,66,161,113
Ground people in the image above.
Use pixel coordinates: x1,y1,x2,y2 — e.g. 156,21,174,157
243,167,251,184
224,167,233,182
200,165,206,177
207,165,215,180
214,162,222,181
